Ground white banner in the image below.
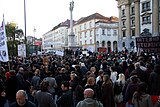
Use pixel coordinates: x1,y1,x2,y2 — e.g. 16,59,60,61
0,16,9,62
55,50,64,56
18,44,26,57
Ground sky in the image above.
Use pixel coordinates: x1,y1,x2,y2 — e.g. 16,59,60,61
0,0,118,39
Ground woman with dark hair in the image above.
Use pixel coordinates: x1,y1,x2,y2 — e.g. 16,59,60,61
132,82,153,107
35,80,57,107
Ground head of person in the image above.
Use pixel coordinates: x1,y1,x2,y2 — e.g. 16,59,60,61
61,81,70,91
137,82,148,93
130,74,138,83
90,67,96,73
118,73,125,84
16,90,27,106
19,67,24,74
86,77,95,85
40,80,49,92
34,69,40,76
102,74,110,83
84,88,94,98
70,72,77,80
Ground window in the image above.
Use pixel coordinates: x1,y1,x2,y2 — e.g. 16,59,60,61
85,40,87,45
142,15,151,24
131,29,135,36
131,6,135,15
113,30,117,36
107,29,111,36
131,18,135,26
122,42,125,47
122,30,126,37
90,30,92,37
84,23,86,29
89,22,92,28
90,39,92,44
80,41,82,45
102,29,105,35
142,3,146,12
85,32,87,38
146,2,150,10
102,41,105,47
80,25,82,30
122,20,125,27
122,9,125,17
142,1,151,12
80,34,82,39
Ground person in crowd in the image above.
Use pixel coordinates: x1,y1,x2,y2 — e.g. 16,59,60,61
35,80,57,107
76,88,103,107
125,74,140,107
55,67,69,98
110,66,118,84
70,76,84,107
101,74,115,107
0,75,5,107
84,76,101,101
133,62,147,83
125,63,135,79
149,64,160,96
114,73,125,107
30,69,41,102
96,69,104,90
56,81,73,107
10,90,36,107
132,82,153,107
44,71,57,100
154,96,160,107
16,67,26,91
80,62,88,76
5,70,18,105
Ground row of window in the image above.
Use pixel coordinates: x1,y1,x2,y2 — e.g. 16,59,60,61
79,40,117,46
121,1,151,17
79,29,117,39
122,14,151,27
122,29,135,37
79,22,93,30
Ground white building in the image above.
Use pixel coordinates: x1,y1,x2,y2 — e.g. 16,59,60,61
42,20,70,51
70,13,119,52
42,13,118,53
95,20,119,52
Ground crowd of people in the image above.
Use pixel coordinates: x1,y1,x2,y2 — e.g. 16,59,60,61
0,50,160,107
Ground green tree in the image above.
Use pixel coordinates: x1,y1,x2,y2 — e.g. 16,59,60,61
5,22,24,56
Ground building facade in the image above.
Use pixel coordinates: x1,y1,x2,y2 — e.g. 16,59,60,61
95,21,119,52
116,0,160,51
42,13,118,52
42,20,70,51
70,13,119,52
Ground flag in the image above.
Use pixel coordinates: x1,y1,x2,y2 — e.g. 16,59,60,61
0,15,9,62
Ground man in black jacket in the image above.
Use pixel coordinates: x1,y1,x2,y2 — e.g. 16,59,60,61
10,90,35,107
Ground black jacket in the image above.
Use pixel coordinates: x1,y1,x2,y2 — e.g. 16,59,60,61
10,100,36,107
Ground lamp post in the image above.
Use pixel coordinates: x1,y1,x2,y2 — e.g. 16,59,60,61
24,0,28,56
33,27,36,54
